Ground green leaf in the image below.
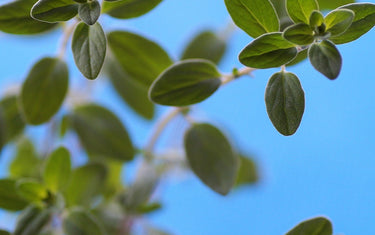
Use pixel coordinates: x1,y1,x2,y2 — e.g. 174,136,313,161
309,10,324,29
69,104,134,161
330,3,375,44
265,71,305,136
317,0,354,10
9,138,41,179
43,147,71,193
235,154,258,187
0,179,28,211
0,230,10,235
286,48,308,67
0,95,26,145
107,31,173,87
184,123,239,195
286,0,319,24
239,32,298,69
14,205,53,235
16,179,49,203
269,0,293,31
63,208,105,235
31,0,78,23
64,163,107,207
103,0,162,19
282,23,314,45
286,217,333,235
149,59,221,106
102,161,123,199
181,30,227,64
224,0,279,38
325,9,354,37
72,22,106,80
78,0,101,25
20,57,69,125
308,40,342,79
106,58,155,120
0,0,57,34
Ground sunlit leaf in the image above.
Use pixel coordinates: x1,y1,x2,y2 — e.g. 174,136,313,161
224,0,279,38
149,59,221,106
184,123,239,195
20,57,69,125
308,40,342,79
16,179,48,203
43,147,71,193
103,0,162,19
72,22,106,80
265,71,305,136
286,0,319,24
286,217,333,235
317,0,354,10
325,9,354,37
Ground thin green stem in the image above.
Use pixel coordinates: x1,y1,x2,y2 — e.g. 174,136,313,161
221,66,256,85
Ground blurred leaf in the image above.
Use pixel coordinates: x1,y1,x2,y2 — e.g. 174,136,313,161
20,57,69,125
239,32,297,68
103,0,162,19
0,95,26,145
325,9,354,36
286,217,333,235
69,104,134,161
308,40,342,79
286,0,319,24
330,3,375,44
0,179,28,211
136,202,162,214
14,205,53,235
265,71,305,136
0,0,57,34
317,0,354,10
106,58,155,119
43,147,71,193
181,30,227,64
31,0,78,23
107,31,173,87
0,230,10,235
102,161,122,199
282,23,314,45
63,208,105,235
78,0,101,25
72,22,106,80
184,123,239,195
235,154,258,187
59,115,70,138
9,138,41,179
224,0,279,38
64,163,107,207
119,163,158,211
16,179,49,203
149,59,221,106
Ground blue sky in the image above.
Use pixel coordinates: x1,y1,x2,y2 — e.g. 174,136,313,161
1,0,375,234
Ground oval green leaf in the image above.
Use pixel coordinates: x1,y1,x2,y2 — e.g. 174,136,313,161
265,71,305,136
282,23,314,45
107,31,173,87
14,206,53,235
286,217,333,235
239,32,298,69
184,123,239,195
286,0,319,24
63,208,105,235
181,30,227,65
0,179,28,211
16,179,49,203
330,3,375,44
43,147,71,193
64,163,107,207
103,0,162,19
325,9,354,37
224,0,279,38
0,0,57,34
149,59,221,106
78,0,101,25
309,10,324,29
69,104,134,161
106,58,155,119
0,95,26,145
72,22,106,80
20,57,69,125
308,40,342,79
31,0,78,23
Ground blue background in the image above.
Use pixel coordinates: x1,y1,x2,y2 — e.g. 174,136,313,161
1,0,375,234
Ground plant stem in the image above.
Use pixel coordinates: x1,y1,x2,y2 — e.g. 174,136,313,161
221,66,256,85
